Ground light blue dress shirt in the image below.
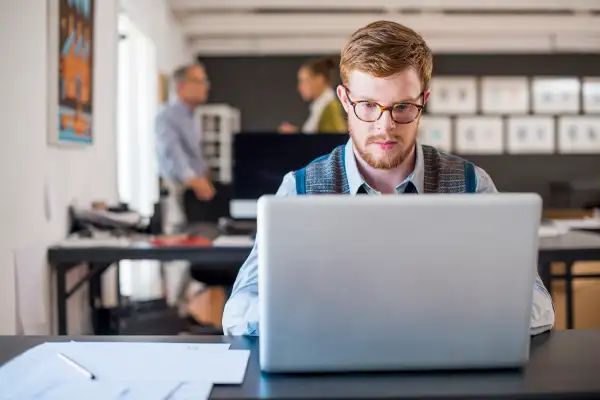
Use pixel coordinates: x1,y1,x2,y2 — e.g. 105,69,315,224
222,139,555,336
155,99,206,183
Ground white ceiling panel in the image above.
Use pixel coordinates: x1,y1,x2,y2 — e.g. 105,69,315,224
170,0,600,12
182,13,600,36
191,35,568,56
168,0,600,55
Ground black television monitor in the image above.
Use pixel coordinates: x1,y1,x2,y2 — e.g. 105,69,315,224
231,132,349,218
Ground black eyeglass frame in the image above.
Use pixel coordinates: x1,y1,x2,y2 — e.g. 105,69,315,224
343,85,425,124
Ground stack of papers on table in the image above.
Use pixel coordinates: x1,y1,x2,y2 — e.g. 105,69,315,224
550,218,600,230
55,237,133,248
212,235,254,247
538,217,600,237
538,225,569,237
0,341,250,399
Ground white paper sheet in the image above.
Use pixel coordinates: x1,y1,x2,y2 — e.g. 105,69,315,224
418,116,453,152
59,347,250,384
558,116,600,154
213,235,254,247
538,226,567,237
551,218,600,230
507,116,555,154
56,237,132,248
0,341,247,400
583,77,600,113
481,76,530,114
427,77,478,114
456,117,504,154
532,77,581,114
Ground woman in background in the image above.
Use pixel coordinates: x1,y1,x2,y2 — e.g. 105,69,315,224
278,57,347,134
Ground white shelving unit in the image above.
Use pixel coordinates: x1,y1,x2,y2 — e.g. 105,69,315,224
195,104,241,183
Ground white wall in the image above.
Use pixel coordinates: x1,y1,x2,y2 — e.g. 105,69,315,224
118,0,195,304
0,0,119,334
121,0,194,73
0,0,193,335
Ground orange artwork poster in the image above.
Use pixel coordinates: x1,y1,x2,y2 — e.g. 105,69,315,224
59,0,93,144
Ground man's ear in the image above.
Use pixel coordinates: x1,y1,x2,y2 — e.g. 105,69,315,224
336,84,350,113
422,89,431,106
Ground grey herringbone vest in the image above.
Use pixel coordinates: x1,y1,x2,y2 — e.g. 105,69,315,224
294,144,476,194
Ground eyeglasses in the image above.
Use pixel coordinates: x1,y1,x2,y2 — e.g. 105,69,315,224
344,86,424,124
186,77,211,88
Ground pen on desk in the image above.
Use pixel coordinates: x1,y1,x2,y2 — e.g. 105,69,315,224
57,352,96,380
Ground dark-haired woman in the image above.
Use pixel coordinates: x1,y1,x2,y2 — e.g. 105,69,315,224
278,57,347,134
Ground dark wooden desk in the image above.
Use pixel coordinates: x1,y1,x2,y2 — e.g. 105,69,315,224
1,330,600,399
48,231,600,335
48,225,252,335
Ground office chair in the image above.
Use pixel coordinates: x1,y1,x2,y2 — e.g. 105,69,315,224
181,182,237,334
183,182,238,286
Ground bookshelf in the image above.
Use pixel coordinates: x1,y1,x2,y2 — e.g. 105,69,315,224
195,104,241,183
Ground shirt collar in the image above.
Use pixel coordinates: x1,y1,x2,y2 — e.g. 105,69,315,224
173,98,194,118
344,139,424,195
309,87,335,112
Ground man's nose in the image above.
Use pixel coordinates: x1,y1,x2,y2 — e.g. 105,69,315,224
375,109,396,132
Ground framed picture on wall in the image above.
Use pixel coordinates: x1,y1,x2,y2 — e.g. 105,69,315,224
583,77,600,114
418,116,452,152
158,73,170,104
507,116,555,154
48,0,95,146
481,77,529,114
455,117,504,155
532,77,580,115
558,116,600,154
427,77,478,114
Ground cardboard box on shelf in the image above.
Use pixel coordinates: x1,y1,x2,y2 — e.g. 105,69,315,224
542,209,595,220
551,261,600,330
187,286,226,329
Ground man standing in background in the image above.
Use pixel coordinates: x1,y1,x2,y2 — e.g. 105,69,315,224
155,63,215,231
156,63,224,331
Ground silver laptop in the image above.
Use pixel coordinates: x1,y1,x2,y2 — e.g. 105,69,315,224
257,193,542,373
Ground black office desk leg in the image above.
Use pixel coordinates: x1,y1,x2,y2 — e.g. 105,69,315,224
116,262,122,310
565,261,574,330
539,262,552,294
89,263,110,334
56,264,69,335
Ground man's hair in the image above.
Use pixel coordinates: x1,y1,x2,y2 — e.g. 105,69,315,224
172,62,205,83
340,20,433,91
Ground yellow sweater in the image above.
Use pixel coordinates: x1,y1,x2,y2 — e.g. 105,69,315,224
317,99,347,133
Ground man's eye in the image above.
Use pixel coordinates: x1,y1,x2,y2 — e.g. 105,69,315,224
364,102,377,108
395,104,409,111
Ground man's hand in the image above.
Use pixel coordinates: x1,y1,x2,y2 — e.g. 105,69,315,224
185,176,216,201
278,122,299,134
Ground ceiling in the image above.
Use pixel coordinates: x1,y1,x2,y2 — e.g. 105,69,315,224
168,0,600,56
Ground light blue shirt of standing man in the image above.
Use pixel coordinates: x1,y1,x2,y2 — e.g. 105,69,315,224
222,139,556,337
156,98,206,183
155,63,215,206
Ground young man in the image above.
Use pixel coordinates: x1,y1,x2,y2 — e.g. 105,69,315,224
222,21,555,336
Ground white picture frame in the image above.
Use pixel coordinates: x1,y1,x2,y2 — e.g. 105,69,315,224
418,116,453,152
532,77,580,114
427,77,478,114
582,77,600,114
481,77,529,114
455,117,504,155
558,116,600,154
507,117,555,154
